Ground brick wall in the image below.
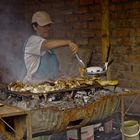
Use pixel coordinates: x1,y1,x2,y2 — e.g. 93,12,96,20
0,0,139,90
0,0,102,82
110,0,140,89
24,0,103,74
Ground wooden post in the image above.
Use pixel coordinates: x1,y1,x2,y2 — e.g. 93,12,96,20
121,96,125,140
26,111,32,140
0,104,32,140
101,0,111,80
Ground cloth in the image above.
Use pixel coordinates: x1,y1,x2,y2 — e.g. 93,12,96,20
34,50,59,81
23,35,59,83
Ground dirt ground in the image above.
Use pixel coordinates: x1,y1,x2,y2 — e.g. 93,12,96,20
50,113,123,140
30,112,140,140
92,112,120,140
94,112,140,140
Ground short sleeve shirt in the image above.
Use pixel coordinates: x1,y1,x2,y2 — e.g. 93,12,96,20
23,35,59,83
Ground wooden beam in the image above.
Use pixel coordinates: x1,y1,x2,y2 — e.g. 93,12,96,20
0,103,32,140
121,96,125,140
101,0,111,79
26,111,32,140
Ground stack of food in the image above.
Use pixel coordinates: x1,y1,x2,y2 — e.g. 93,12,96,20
8,77,119,94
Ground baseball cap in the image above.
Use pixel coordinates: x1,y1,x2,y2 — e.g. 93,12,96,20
32,11,53,26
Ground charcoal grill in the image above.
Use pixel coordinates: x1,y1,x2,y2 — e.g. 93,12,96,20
1,78,138,139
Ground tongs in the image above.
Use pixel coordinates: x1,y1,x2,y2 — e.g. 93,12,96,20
75,53,86,68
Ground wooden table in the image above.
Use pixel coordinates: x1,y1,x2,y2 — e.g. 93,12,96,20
0,102,32,140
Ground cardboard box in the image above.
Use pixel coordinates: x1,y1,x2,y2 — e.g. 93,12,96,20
81,125,94,140
67,129,79,140
67,125,94,140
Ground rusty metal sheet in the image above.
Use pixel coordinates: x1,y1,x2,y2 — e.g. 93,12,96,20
31,95,120,135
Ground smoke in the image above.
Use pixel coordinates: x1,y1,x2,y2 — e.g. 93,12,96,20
0,1,30,83
0,44,26,83
7,52,26,82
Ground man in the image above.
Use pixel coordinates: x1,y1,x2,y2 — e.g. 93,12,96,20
23,10,78,84
23,10,79,140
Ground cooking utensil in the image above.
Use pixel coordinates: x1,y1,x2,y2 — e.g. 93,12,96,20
86,45,113,76
106,45,111,63
75,53,86,68
102,45,112,71
102,59,114,71
86,66,105,75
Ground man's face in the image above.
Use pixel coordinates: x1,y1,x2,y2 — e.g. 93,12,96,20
35,24,51,39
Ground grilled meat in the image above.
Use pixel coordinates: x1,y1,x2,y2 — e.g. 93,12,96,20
8,78,119,94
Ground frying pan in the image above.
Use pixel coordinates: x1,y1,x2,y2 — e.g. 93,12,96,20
86,45,113,76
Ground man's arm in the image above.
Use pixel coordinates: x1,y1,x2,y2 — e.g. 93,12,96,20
42,40,79,54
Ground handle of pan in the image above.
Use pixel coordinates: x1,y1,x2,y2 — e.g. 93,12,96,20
106,45,111,62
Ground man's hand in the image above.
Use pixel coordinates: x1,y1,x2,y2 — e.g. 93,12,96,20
69,41,79,54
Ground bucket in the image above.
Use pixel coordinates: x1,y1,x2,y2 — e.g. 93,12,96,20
122,120,140,140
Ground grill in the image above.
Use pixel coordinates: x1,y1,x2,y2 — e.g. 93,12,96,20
0,77,137,138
